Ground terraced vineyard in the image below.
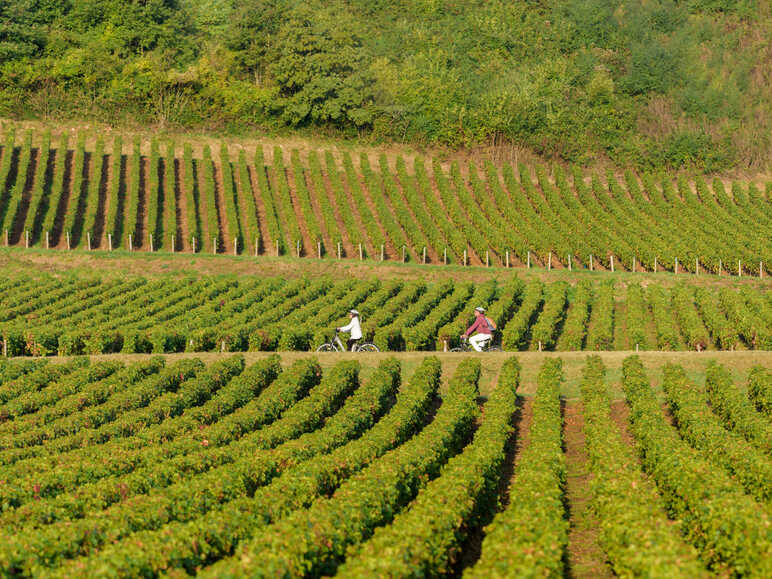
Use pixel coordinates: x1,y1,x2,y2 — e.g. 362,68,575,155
1,270,770,356
0,354,768,576
0,127,769,274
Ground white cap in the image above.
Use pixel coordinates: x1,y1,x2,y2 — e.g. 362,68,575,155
349,309,359,316
475,307,485,313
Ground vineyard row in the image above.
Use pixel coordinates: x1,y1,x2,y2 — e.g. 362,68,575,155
0,128,769,274
0,355,768,576
0,271,769,356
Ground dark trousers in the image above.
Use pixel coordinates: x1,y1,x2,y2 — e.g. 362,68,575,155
347,338,360,351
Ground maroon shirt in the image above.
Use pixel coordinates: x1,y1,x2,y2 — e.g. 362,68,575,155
464,315,492,337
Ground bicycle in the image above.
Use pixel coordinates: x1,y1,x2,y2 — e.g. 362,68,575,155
316,330,380,352
450,336,502,352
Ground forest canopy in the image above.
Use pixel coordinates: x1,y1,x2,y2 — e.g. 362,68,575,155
0,0,769,171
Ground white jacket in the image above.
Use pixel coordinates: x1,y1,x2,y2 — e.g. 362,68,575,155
339,317,362,340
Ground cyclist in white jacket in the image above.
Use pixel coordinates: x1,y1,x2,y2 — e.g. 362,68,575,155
337,309,362,351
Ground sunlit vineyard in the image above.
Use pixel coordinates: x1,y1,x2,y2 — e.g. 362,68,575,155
0,354,768,576
0,127,769,275
1,270,770,357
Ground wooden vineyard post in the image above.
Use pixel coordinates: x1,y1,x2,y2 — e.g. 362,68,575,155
760,262,763,279
25,230,29,249
45,231,49,250
506,250,510,268
444,248,447,265
654,256,657,273
317,242,322,259
275,239,279,256
548,252,551,271
380,244,384,262
738,260,742,277
128,234,133,252
610,255,614,272
171,236,175,253
213,237,217,254
108,233,112,251
718,259,722,276
695,257,699,275
568,254,572,271
66,232,71,250
589,255,593,271
402,245,406,263
2,339,6,357
87,232,91,251
538,341,543,352
674,257,678,275
234,238,238,256
463,249,468,266
360,244,364,261
527,251,531,269
296,240,300,258
337,242,341,259
149,234,154,252
632,256,635,272
486,251,489,267
423,246,426,265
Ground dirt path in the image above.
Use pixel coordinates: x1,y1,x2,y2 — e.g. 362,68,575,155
302,167,337,258
10,147,39,245
172,157,184,251
51,149,73,247
320,170,357,258
391,171,440,264
563,402,613,578
344,170,396,259
211,160,229,253
454,392,534,575
91,151,109,248
283,161,316,258
247,164,272,255
135,156,149,249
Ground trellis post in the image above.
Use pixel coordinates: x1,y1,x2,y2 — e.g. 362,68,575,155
380,244,384,262
86,232,91,251
674,257,678,275
359,243,363,261
128,234,133,251
402,245,406,263
505,250,509,268
171,236,175,253
317,242,322,259
296,240,300,258
527,250,531,269
149,233,153,252
192,237,197,253
589,255,593,271
610,254,614,272
234,238,238,256
718,259,722,276
695,257,699,275
66,231,71,250
444,248,447,265
337,242,341,259
108,233,112,251
25,230,29,249
275,239,279,256
738,260,741,277
463,249,468,266
486,251,489,267
654,256,657,273
632,256,635,272
45,231,49,250
548,252,551,271
760,262,763,279
423,246,426,264
213,237,217,254
568,254,572,271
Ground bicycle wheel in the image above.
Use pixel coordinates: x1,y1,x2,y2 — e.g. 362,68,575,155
356,343,380,352
316,343,338,352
